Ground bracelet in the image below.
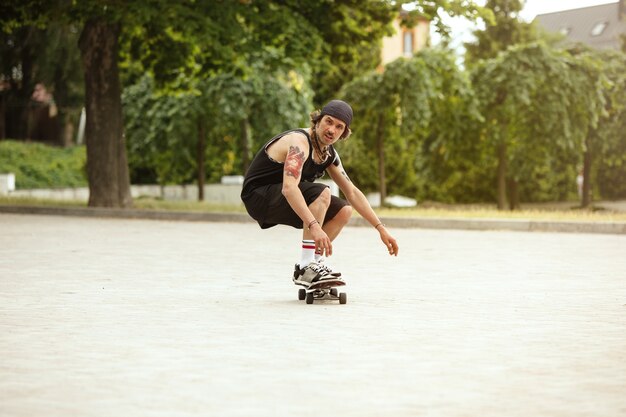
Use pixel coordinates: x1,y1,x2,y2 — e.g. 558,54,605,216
307,219,319,230
374,222,385,230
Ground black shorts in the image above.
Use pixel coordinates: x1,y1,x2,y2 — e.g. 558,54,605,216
242,182,350,229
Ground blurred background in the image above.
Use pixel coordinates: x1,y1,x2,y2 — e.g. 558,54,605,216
1,0,624,210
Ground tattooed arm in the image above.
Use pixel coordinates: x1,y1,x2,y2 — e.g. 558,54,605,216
281,140,313,223
274,132,333,254
278,133,308,206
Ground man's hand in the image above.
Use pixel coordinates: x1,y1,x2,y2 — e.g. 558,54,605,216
378,227,399,256
310,224,332,257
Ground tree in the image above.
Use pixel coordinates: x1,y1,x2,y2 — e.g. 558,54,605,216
122,69,312,194
472,42,605,210
0,22,83,144
3,0,491,207
300,0,396,106
464,0,537,65
340,48,483,204
413,48,485,203
341,64,423,203
286,0,492,105
119,2,323,198
401,0,493,40
576,48,626,206
2,0,322,207
463,0,548,209
78,19,132,207
340,53,441,203
74,1,264,207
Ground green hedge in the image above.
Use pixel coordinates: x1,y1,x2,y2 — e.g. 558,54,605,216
0,140,87,189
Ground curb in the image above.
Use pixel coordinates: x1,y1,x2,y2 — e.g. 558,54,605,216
349,216,626,235
1,205,625,235
0,205,254,224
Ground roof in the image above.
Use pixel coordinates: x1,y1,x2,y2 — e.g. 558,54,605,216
533,2,626,50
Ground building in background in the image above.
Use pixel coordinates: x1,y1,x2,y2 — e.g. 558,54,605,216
380,11,430,67
534,0,626,50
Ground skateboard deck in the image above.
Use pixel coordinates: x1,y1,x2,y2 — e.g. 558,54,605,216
297,279,347,305
308,278,345,290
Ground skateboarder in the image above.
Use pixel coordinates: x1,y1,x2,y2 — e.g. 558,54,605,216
241,99,399,288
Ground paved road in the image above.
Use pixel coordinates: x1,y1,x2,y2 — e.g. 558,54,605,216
1,213,625,417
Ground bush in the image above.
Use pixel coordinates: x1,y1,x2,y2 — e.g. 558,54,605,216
0,140,87,189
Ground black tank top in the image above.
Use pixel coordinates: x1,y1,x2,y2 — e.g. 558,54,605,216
242,129,339,196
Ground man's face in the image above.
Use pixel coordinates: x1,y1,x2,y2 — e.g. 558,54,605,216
315,115,346,145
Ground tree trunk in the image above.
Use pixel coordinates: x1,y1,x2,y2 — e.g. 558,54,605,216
79,19,132,208
20,27,35,140
197,118,206,201
0,93,5,139
507,178,519,211
240,118,252,174
497,142,507,210
376,113,386,206
582,139,592,208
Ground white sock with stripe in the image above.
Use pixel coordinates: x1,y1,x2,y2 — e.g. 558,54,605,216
300,240,316,266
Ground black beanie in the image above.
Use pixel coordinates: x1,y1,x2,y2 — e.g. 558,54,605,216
320,100,353,128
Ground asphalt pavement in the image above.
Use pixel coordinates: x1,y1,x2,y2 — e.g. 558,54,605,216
1,213,625,417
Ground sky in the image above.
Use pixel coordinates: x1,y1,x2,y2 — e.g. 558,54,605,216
431,0,619,50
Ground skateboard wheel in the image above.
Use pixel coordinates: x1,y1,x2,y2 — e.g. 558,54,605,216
339,292,347,304
298,288,306,300
330,288,338,297
306,292,314,304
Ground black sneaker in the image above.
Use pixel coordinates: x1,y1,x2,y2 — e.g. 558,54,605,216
292,261,341,288
316,257,342,277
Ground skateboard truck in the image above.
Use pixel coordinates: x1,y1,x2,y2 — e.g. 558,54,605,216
297,280,347,305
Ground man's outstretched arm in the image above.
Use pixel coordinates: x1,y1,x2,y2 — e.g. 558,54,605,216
327,162,398,256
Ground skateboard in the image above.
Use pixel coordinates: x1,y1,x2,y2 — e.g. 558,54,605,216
297,279,347,305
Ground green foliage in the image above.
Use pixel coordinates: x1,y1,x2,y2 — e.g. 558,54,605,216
588,49,626,199
597,154,626,200
202,66,313,155
401,0,493,40
341,49,482,201
118,1,327,89
340,58,435,196
122,76,198,185
1,22,84,141
5,0,624,207
122,69,312,185
0,140,86,188
412,48,488,202
464,0,538,65
471,42,606,203
303,0,396,105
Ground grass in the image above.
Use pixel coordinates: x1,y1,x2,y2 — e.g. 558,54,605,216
0,195,247,213
1,195,626,222
0,140,87,189
0,196,86,208
132,197,247,213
